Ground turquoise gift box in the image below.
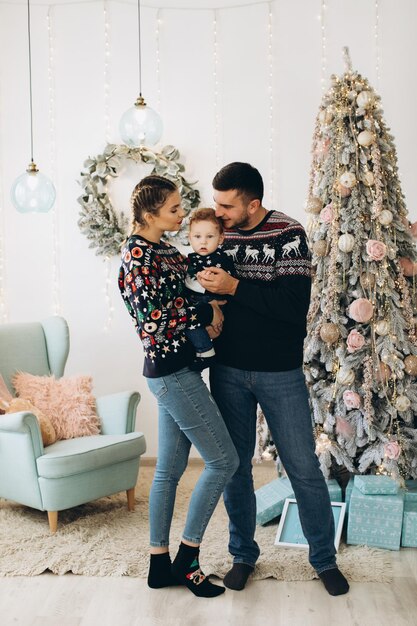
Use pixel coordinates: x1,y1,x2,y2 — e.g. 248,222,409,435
326,479,342,502
401,501,417,547
405,480,417,503
347,486,404,550
354,475,399,495
345,477,354,514
255,478,294,525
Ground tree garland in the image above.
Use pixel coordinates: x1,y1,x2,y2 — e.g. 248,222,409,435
77,143,201,257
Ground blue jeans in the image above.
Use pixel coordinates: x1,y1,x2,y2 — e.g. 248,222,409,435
147,367,239,546
209,364,337,574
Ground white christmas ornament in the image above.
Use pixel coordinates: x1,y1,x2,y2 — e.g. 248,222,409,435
338,233,355,253
337,368,355,386
375,320,390,336
395,395,411,412
339,172,357,188
319,107,334,125
356,91,373,109
357,130,375,147
378,209,393,226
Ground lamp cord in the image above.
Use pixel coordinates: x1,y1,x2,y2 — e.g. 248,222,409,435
27,0,34,163
137,0,142,97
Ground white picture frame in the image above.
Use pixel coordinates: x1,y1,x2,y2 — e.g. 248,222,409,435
274,498,346,551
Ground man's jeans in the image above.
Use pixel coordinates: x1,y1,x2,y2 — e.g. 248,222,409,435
210,364,337,574
147,367,239,546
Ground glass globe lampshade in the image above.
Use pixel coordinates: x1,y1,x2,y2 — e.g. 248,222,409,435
119,96,163,147
11,163,56,213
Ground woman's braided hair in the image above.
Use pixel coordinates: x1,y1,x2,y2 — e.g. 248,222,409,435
130,175,177,231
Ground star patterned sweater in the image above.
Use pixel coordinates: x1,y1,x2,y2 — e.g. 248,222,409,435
185,248,235,303
215,210,312,372
119,235,213,378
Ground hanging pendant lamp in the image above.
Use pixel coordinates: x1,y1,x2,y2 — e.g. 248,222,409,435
11,0,56,213
119,0,163,147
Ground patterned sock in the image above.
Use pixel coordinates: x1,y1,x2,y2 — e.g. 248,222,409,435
172,543,225,598
318,568,349,596
147,552,182,589
223,563,254,590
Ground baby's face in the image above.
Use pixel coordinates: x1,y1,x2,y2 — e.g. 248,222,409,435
189,221,224,256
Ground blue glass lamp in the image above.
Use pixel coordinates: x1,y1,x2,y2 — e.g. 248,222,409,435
120,96,163,148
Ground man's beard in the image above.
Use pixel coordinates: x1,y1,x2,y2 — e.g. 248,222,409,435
223,209,249,229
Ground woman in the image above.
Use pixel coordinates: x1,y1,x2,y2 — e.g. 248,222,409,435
118,175,239,598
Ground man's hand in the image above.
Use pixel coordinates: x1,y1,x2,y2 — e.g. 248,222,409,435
198,267,239,296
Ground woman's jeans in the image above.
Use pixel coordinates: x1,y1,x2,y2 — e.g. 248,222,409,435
147,367,239,546
210,364,337,574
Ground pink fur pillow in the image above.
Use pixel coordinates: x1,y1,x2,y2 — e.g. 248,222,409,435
12,372,101,440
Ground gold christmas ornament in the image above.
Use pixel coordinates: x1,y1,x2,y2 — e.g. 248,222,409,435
363,171,375,186
318,107,334,125
334,181,351,197
375,320,390,336
360,272,376,290
395,395,411,412
338,233,355,253
378,209,393,226
356,90,373,109
319,322,340,344
339,172,357,188
313,240,328,256
404,355,417,376
337,367,355,386
357,130,375,146
306,196,322,214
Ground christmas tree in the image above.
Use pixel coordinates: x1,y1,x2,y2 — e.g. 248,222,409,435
304,49,417,482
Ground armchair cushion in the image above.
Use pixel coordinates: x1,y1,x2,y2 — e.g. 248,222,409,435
36,432,146,478
13,372,101,440
5,398,57,445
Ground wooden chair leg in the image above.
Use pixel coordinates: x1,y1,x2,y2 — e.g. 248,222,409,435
48,511,58,533
126,488,135,511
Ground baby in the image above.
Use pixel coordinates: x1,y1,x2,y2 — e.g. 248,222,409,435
185,207,235,371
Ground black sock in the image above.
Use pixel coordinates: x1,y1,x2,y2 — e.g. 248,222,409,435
318,568,349,596
223,563,254,591
147,552,182,589
172,543,225,598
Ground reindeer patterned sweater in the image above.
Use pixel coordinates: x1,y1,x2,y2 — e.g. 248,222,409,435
215,210,311,371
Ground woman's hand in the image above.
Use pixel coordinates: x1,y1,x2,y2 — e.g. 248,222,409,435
209,299,226,333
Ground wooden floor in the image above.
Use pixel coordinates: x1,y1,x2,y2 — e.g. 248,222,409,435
1,462,417,626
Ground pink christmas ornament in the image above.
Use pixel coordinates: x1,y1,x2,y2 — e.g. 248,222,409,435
335,417,355,438
315,138,330,159
384,441,401,461
366,239,387,261
346,329,365,353
349,298,374,323
399,257,417,277
319,203,334,224
343,390,361,409
335,182,351,197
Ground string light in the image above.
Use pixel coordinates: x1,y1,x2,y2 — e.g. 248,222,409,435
47,6,62,316
213,9,221,169
103,0,114,332
320,0,327,91
267,2,275,207
156,8,162,111
374,0,381,90
103,0,111,144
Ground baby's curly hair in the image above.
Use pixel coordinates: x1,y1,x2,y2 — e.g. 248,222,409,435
188,207,224,233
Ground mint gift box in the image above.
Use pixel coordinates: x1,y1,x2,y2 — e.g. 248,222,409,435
404,479,417,503
255,478,294,525
354,474,399,495
401,501,417,547
326,479,342,502
347,486,404,550
345,477,354,514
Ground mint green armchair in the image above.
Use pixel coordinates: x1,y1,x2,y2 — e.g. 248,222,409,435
0,317,146,532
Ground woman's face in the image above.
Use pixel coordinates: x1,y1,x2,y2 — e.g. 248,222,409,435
153,190,185,232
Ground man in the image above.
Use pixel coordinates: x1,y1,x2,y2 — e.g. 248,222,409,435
198,162,349,596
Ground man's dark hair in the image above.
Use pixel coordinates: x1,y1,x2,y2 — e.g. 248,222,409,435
212,162,264,203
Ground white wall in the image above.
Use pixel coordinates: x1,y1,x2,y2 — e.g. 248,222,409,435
0,0,416,456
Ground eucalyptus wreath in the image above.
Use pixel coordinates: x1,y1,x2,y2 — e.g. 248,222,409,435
77,143,201,257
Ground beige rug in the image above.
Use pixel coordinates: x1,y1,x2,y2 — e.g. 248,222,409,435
0,465,393,581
